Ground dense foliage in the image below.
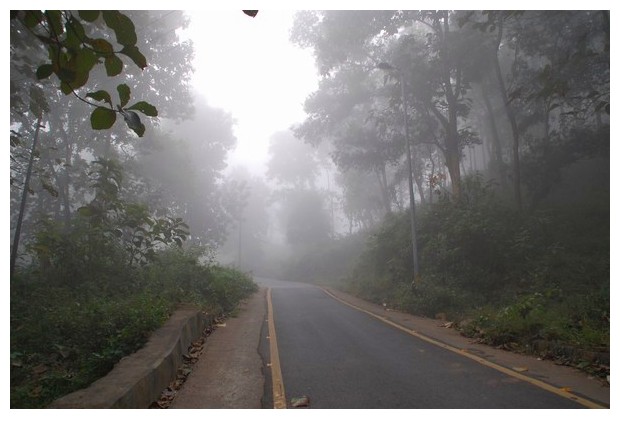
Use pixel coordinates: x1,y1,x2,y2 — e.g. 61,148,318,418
288,10,609,376
317,168,609,375
10,153,257,409
10,10,257,409
11,244,257,408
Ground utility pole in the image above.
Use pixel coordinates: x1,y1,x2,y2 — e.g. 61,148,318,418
377,62,420,283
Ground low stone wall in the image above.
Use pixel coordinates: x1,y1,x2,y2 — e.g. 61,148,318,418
49,306,213,409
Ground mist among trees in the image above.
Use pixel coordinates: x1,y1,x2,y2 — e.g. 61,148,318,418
10,10,609,407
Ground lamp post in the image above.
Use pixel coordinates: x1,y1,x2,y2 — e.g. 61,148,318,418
377,62,420,284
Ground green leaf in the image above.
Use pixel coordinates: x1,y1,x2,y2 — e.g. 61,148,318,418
60,82,72,95
117,84,131,108
90,38,114,55
120,110,146,137
131,122,146,137
86,90,112,105
75,48,98,74
57,67,76,83
68,69,90,91
102,11,137,46
66,16,87,48
78,10,100,22
126,101,158,117
90,107,117,130
45,11,64,37
36,64,54,80
104,54,123,76
120,45,147,70
24,11,43,28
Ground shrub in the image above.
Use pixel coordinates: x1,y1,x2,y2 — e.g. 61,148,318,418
11,245,258,408
339,172,608,373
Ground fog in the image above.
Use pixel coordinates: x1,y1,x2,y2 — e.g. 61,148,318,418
10,9,610,284
9,9,612,413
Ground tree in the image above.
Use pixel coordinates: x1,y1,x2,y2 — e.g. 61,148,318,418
293,60,405,217
266,129,320,189
11,10,158,137
282,188,331,248
336,169,385,233
10,11,196,270
265,129,331,249
133,96,239,247
292,10,478,201
459,10,610,209
217,166,272,272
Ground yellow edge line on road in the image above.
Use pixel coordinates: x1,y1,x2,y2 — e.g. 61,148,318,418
319,287,606,409
267,288,287,409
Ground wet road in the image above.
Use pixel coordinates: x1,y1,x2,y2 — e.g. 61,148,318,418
259,279,585,409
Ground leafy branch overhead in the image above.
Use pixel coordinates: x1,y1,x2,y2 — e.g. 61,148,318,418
11,10,158,137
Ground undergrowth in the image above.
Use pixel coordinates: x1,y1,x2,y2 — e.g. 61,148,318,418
10,247,257,409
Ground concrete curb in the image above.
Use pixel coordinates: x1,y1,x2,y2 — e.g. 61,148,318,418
49,306,213,409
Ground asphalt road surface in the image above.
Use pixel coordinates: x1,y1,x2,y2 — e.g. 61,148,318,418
260,279,587,409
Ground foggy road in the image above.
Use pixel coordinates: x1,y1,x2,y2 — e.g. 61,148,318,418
259,279,586,409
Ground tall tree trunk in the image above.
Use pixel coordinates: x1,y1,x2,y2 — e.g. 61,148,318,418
428,146,436,205
493,17,522,211
11,112,43,277
374,165,392,215
62,126,73,228
480,82,508,191
440,12,462,199
424,12,462,200
413,166,426,206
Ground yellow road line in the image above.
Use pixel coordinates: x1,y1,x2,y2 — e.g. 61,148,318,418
267,288,287,409
319,287,606,409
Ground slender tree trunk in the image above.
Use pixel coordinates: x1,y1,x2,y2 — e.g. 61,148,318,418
62,127,72,228
480,82,508,191
11,112,42,277
374,166,392,215
413,166,426,206
428,147,436,205
440,12,462,199
493,17,522,211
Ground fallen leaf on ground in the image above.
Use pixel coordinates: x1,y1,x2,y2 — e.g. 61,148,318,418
290,395,310,408
512,367,528,372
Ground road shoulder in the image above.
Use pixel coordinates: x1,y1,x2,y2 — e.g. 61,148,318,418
170,288,266,409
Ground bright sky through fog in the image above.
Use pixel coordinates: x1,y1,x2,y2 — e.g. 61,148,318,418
181,10,318,175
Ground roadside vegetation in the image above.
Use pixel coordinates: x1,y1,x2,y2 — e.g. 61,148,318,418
11,9,610,408
10,11,257,408
279,10,609,381
290,164,609,379
10,170,257,408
